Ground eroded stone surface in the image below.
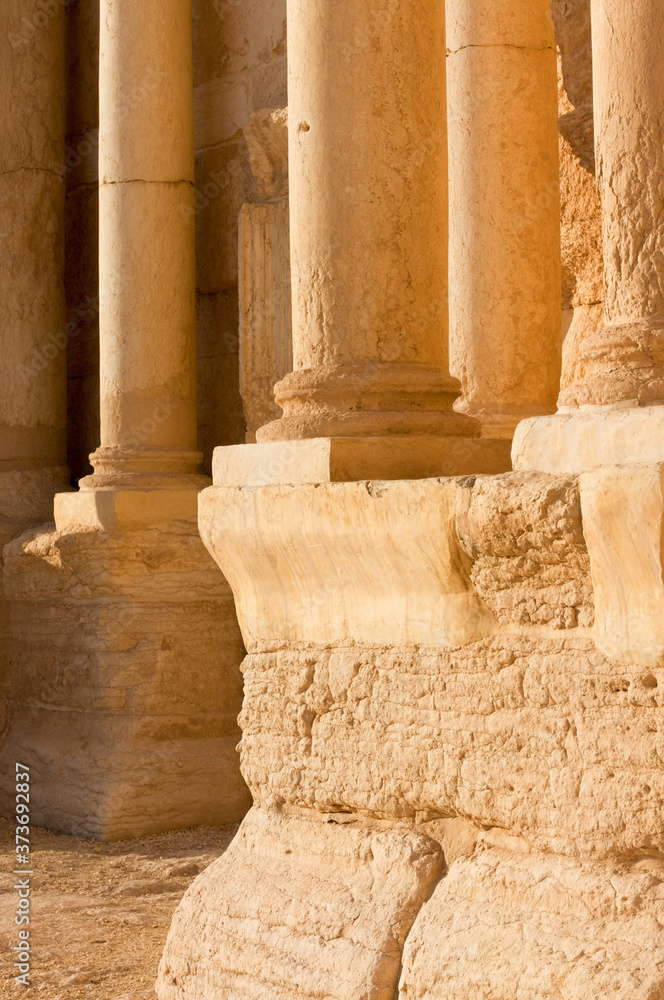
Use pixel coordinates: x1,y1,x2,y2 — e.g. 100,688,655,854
457,472,594,629
399,847,664,999
237,638,664,858
157,807,445,1000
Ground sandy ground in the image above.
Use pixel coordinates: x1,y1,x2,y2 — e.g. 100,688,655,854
0,818,238,998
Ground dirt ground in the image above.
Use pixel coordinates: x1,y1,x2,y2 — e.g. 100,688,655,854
0,817,239,998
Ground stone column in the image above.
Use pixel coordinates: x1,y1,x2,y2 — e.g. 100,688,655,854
0,1,69,541
447,0,562,442
513,0,664,473
220,0,508,483
558,0,664,409
82,0,202,494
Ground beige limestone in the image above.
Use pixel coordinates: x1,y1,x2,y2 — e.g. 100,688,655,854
457,472,594,629
0,468,69,551
157,806,445,1000
190,0,288,463
513,404,664,474
238,200,292,441
580,466,664,668
53,488,199,534
0,0,69,525
399,847,664,999
213,437,513,487
85,0,201,489
236,633,664,859
447,0,562,440
196,471,664,862
559,0,664,407
0,0,250,845
251,0,493,478
199,479,496,649
0,518,251,840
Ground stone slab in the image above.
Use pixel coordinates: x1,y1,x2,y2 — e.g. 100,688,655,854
157,807,445,1000
54,487,202,533
212,436,512,487
513,404,664,473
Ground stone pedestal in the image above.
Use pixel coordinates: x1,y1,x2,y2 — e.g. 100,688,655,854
160,468,664,997
0,516,250,840
447,0,562,442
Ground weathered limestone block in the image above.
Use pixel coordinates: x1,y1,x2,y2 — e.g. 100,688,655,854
0,468,70,551
457,473,594,629
0,520,251,839
399,847,664,999
238,637,664,858
581,465,664,668
239,199,292,441
200,479,496,649
157,806,445,1000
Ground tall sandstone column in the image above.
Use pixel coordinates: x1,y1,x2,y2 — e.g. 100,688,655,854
0,1,69,542
513,0,664,473
558,0,664,408
77,0,204,502
216,0,509,484
447,0,562,442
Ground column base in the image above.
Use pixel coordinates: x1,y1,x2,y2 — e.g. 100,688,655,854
512,403,664,474
213,436,511,487
80,446,209,491
54,482,210,533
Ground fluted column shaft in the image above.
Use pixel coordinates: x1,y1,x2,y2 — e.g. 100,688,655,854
447,0,562,440
257,0,476,445
83,0,201,489
0,2,68,495
559,0,664,407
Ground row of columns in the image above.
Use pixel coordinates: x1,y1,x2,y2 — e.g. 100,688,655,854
252,0,563,470
3,0,663,512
